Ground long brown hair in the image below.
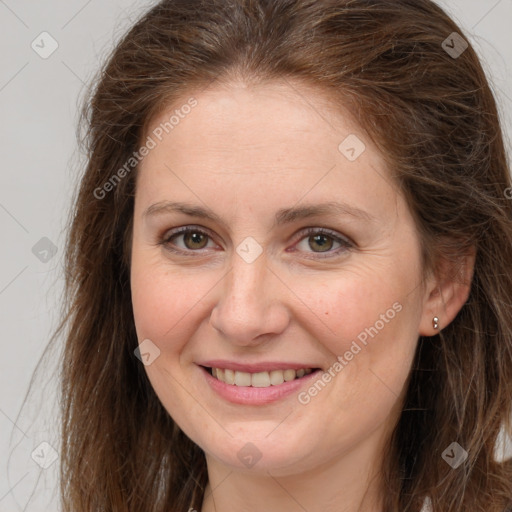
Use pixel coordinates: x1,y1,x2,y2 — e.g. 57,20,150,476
57,0,512,510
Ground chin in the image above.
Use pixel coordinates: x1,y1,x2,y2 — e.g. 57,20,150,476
198,426,322,475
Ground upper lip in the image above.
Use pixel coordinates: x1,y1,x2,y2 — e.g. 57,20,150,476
197,360,321,373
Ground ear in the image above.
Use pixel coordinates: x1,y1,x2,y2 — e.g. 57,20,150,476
418,246,476,336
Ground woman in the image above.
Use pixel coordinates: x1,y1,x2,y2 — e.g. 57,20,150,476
57,0,512,510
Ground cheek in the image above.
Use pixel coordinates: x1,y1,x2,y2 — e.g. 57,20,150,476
130,246,206,346
294,270,410,349
292,264,422,400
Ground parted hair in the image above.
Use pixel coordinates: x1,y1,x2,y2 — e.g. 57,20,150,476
57,0,512,510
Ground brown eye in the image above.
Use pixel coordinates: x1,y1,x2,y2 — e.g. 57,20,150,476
181,231,209,250
294,228,353,259
161,227,215,254
308,234,334,252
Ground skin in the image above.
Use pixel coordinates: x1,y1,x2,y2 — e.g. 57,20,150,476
130,79,473,512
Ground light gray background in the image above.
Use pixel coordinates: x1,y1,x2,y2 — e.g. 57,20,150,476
1,1,511,510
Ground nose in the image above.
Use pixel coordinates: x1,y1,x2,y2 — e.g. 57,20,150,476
209,250,291,347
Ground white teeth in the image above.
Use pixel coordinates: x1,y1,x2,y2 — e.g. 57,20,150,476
269,370,284,385
234,371,251,386
210,367,314,387
251,371,271,387
283,369,296,382
224,368,235,385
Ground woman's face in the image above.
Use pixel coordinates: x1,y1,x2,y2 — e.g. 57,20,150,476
130,80,431,476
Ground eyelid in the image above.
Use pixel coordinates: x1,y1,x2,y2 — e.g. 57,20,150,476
289,226,353,259
292,226,353,247
160,225,354,257
160,225,218,253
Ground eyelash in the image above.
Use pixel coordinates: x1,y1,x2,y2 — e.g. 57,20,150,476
159,225,354,259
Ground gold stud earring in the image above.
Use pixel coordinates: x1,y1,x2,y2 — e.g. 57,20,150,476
432,316,439,330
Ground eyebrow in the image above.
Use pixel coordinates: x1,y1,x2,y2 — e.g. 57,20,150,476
143,200,375,227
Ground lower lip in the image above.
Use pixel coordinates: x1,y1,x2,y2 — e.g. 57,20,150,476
199,366,322,405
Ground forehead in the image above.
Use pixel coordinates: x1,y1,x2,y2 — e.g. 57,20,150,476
135,80,399,223
147,78,352,129
143,79,362,162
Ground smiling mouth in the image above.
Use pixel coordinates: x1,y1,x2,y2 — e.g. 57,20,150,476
202,366,321,387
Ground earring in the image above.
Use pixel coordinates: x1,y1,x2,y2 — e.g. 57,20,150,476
432,316,439,330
